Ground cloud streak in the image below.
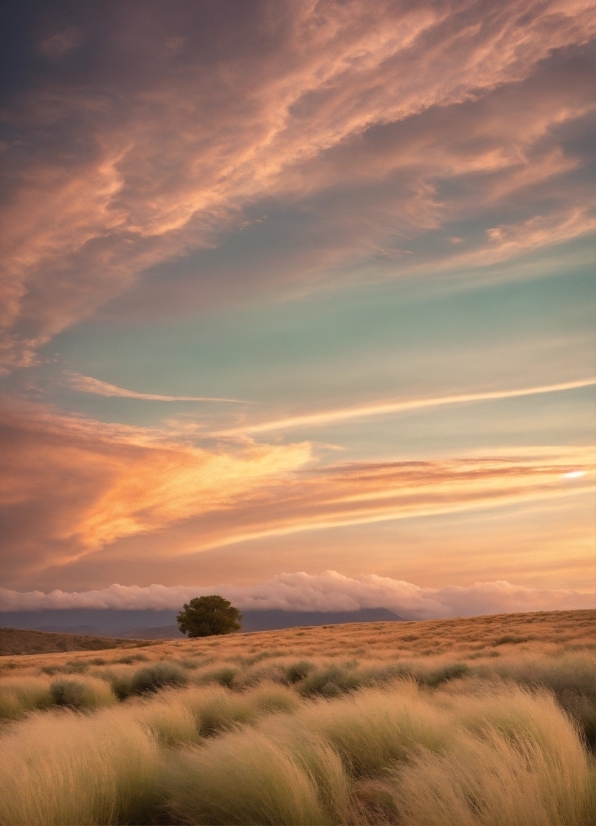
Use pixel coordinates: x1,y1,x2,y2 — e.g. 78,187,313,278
181,449,594,556
65,372,251,403
0,402,311,579
0,571,592,619
221,377,596,435
0,402,593,586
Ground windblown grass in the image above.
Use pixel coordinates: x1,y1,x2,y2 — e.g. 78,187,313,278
50,676,116,710
0,676,53,721
0,609,594,824
167,729,331,825
277,682,449,778
382,687,595,826
0,708,160,825
0,674,115,721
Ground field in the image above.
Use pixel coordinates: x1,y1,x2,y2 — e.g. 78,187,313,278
0,628,155,656
0,609,595,825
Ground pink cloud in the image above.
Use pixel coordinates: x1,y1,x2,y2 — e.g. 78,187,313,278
0,571,592,618
38,27,83,58
1,0,593,368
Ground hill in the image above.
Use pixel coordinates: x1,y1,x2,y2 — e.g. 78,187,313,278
0,606,405,638
106,608,406,638
1,607,593,664
0,627,155,656
0,609,594,825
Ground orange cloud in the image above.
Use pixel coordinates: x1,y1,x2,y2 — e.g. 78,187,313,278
443,207,596,271
0,403,311,577
1,402,593,586
179,449,594,555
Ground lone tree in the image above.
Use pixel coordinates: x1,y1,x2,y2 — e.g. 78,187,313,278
177,595,242,638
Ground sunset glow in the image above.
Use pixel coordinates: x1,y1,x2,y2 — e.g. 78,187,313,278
0,0,594,615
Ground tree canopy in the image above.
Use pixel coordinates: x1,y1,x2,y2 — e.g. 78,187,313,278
176,595,242,638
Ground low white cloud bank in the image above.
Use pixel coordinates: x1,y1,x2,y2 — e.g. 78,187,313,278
0,572,593,619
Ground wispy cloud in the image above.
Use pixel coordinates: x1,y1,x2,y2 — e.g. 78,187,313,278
65,372,251,403
0,571,592,618
178,449,594,556
0,403,311,579
438,207,596,271
1,0,593,368
220,378,596,435
1,402,592,586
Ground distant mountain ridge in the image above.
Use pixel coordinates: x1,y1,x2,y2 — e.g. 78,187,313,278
241,607,405,632
1,607,407,638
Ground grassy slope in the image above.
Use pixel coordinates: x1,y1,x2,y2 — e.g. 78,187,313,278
1,608,593,664
0,610,594,825
0,627,156,656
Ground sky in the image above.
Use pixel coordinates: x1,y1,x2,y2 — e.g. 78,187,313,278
0,0,594,618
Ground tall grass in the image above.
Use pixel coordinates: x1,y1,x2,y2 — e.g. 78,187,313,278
246,681,300,714
0,676,594,826
0,675,114,721
183,684,257,735
50,676,116,710
382,688,595,825
0,708,160,825
167,730,332,825
0,677,53,721
130,661,188,695
0,609,594,825
463,654,596,749
273,681,447,778
129,692,199,747
126,682,298,748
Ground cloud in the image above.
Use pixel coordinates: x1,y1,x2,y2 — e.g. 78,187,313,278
219,377,596,435
0,402,311,579
65,372,251,403
441,206,596,271
1,401,593,586
0,571,592,619
39,27,83,58
1,0,594,368
177,449,594,556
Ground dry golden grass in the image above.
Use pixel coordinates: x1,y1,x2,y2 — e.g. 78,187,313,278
2,609,593,673
0,609,594,825
0,627,155,656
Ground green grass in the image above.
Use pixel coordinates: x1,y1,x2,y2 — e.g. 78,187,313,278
130,661,189,695
0,675,115,721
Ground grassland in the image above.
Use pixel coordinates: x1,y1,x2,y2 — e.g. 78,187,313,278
0,609,594,825
0,627,156,656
